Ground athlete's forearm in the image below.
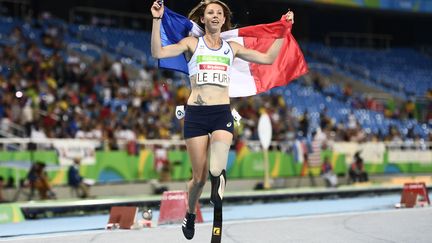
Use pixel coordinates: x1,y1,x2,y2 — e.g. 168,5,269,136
151,19,163,58
265,38,284,64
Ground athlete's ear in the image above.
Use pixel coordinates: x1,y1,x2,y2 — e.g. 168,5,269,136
200,16,205,24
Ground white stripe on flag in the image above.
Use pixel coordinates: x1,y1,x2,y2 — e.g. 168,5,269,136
190,20,204,37
226,37,258,97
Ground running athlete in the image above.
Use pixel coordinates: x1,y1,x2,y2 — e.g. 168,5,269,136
150,0,294,241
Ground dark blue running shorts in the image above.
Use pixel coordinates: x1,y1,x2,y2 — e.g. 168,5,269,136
183,104,234,139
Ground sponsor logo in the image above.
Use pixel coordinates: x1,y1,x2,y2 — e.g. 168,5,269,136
226,122,232,127
199,64,227,71
224,49,230,55
197,55,230,65
177,110,184,117
213,227,221,235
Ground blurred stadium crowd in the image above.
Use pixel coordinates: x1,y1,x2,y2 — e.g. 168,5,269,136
0,9,431,151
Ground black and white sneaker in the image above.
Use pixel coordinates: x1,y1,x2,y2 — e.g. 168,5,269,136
182,212,196,240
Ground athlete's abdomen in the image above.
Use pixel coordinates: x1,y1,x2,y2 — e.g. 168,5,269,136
187,75,230,106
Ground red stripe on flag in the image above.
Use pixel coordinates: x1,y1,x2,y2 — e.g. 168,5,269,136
239,21,308,94
238,20,290,38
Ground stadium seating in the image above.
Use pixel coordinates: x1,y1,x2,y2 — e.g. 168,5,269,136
0,16,430,141
302,42,432,99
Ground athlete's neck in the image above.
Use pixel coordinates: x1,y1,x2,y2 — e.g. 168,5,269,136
204,34,221,49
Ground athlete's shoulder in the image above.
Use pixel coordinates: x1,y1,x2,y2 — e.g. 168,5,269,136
182,36,199,45
227,41,242,55
180,36,198,43
180,36,199,52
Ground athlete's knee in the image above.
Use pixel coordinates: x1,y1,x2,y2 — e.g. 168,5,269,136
210,169,226,208
190,177,206,188
190,167,208,185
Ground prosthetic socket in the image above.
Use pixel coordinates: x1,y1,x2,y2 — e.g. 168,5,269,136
210,170,226,209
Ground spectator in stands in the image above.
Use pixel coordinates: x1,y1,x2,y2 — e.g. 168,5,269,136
343,83,353,101
312,73,324,92
346,111,357,130
299,110,309,138
309,128,327,169
348,152,368,183
68,158,90,199
10,93,23,123
384,98,396,118
150,0,294,240
27,161,56,200
427,89,432,124
137,66,153,92
41,23,63,50
319,107,332,130
0,176,5,202
114,124,137,150
26,163,39,199
320,156,337,187
9,26,25,42
21,99,34,137
75,119,95,139
404,98,416,119
427,89,432,99
365,95,382,112
30,122,47,140
388,125,403,144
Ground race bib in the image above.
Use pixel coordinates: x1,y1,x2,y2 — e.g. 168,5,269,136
196,55,230,87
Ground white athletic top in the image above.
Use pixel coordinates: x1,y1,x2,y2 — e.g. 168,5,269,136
188,37,234,87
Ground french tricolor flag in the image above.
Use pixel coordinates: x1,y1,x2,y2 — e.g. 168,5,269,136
159,7,308,97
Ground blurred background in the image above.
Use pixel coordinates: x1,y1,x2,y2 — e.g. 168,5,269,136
0,0,431,222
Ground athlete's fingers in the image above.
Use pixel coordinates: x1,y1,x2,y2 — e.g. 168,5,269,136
285,10,294,23
152,0,162,9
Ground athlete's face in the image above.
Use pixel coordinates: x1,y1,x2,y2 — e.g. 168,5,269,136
201,3,225,32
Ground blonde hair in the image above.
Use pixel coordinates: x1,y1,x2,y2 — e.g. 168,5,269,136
188,0,233,32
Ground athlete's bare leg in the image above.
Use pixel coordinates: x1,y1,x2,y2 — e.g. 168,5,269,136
185,135,210,213
182,135,210,240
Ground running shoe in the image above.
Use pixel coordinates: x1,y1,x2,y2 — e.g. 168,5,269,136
182,212,196,240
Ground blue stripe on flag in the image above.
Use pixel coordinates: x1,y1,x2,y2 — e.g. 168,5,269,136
158,7,193,75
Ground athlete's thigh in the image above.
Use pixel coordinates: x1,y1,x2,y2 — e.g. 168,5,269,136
210,130,233,145
185,135,210,173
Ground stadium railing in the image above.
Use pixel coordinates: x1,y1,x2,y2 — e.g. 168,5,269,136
0,138,430,152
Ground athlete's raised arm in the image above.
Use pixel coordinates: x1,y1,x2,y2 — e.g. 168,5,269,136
150,0,196,59
230,10,294,64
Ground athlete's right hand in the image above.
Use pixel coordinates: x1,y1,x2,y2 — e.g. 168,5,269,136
151,0,164,18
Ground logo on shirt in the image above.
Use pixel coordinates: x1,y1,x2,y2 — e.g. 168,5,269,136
224,49,230,55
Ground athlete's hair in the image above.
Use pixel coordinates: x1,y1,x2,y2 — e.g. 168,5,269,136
188,0,233,32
